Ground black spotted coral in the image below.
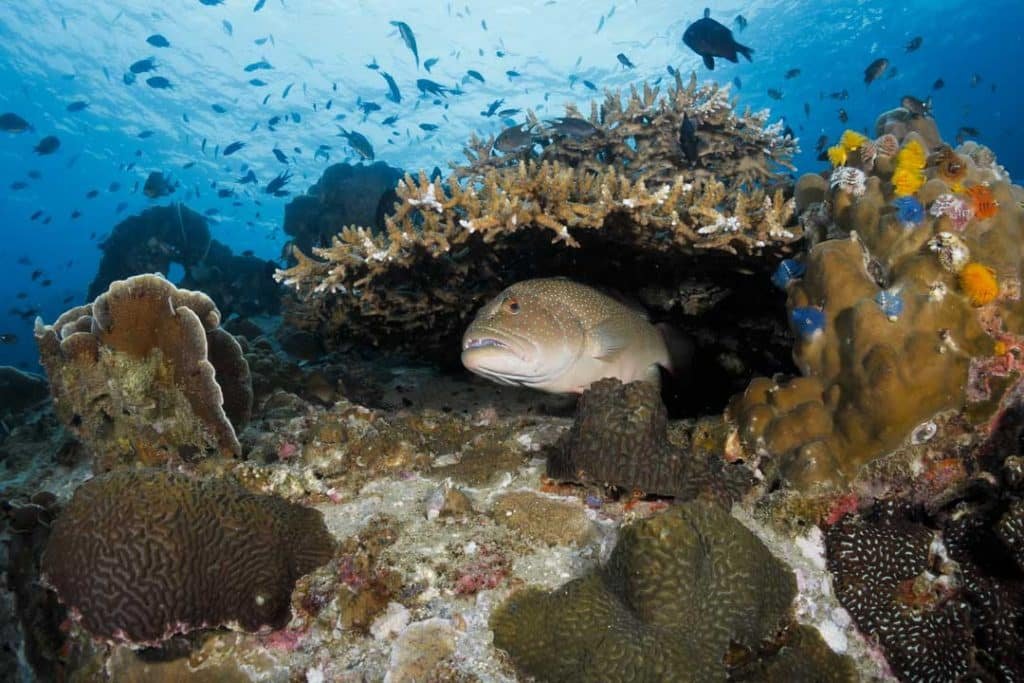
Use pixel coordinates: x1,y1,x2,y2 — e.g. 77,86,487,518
41,469,335,645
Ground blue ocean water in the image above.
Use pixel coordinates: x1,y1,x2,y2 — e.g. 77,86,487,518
1,0,1021,371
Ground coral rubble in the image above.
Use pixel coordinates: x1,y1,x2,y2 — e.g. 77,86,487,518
34,274,252,470
276,74,800,356
41,468,335,645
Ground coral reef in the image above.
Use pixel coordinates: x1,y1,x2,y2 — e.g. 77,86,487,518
547,378,753,502
490,500,810,682
88,204,211,300
88,204,280,318
41,468,335,645
826,496,1024,680
727,109,1024,491
282,161,403,256
276,74,800,356
34,274,253,470
180,239,282,319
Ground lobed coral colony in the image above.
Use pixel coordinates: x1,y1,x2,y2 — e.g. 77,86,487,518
8,79,1024,682
34,274,253,471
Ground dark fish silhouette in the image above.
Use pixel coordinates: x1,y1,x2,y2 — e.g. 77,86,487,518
212,104,228,113
617,53,635,68
767,88,783,100
66,100,88,112
244,59,273,72
391,20,419,68
932,78,945,90
143,171,177,198
733,15,748,31
481,99,503,117
494,123,537,153
381,72,401,103
466,69,485,83
223,141,245,156
146,76,172,89
146,34,170,48
864,58,889,85
253,0,266,10
130,57,157,73
545,117,599,140
0,112,32,132
338,128,374,160
905,36,922,52
838,108,848,123
679,114,698,165
416,79,449,97
423,57,439,72
264,170,292,194
784,68,801,79
34,135,60,155
272,148,288,163
900,95,931,118
683,8,753,70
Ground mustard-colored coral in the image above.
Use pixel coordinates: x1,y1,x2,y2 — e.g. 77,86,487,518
896,139,927,170
839,129,868,152
827,145,848,167
891,166,926,197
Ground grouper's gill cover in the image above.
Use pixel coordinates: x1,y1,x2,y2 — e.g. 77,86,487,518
461,277,672,394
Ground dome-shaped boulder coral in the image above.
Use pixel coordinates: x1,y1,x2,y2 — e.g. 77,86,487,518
34,274,253,470
490,501,818,682
41,469,336,646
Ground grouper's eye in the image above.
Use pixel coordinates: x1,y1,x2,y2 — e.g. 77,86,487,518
504,297,520,314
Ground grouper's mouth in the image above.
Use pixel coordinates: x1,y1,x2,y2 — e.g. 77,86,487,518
462,337,510,352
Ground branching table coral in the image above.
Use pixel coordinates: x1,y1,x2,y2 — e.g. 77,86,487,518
276,73,801,353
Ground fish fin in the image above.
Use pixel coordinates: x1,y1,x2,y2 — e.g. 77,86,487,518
703,54,715,70
655,323,694,375
589,318,634,361
736,43,754,62
703,7,711,18
642,364,662,390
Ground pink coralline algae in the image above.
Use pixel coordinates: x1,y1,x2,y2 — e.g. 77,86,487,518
453,546,508,595
930,193,974,230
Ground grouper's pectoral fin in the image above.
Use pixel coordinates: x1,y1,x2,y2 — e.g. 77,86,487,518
642,363,662,390
703,54,715,70
588,317,634,361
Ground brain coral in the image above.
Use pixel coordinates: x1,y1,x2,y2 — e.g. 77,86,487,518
490,501,801,682
34,274,253,470
42,469,335,645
